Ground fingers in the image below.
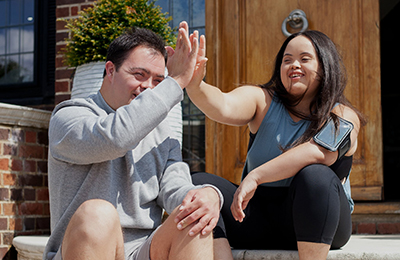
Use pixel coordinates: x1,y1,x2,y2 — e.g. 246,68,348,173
189,31,199,58
231,190,246,222
173,188,220,236
198,34,206,58
175,204,218,236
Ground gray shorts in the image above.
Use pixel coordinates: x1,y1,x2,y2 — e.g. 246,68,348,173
47,228,157,260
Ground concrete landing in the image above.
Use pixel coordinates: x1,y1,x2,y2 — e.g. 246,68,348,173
232,234,400,260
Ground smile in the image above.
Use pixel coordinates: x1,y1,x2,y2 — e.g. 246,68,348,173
289,73,303,78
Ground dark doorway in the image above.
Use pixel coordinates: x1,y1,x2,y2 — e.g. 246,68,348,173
380,0,400,200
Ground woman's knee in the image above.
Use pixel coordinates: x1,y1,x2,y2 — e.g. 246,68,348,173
291,164,338,193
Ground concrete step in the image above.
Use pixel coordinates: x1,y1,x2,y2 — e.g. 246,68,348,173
232,234,400,260
13,234,400,260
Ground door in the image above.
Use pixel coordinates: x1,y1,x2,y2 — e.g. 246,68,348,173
204,0,383,200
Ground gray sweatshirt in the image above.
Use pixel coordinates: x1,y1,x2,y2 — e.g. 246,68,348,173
44,77,203,259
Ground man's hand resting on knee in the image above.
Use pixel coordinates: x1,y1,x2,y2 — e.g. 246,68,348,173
174,187,220,236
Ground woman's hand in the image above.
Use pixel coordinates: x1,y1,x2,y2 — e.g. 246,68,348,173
231,174,258,222
186,33,207,90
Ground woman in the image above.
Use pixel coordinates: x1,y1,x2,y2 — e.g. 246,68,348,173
185,30,366,260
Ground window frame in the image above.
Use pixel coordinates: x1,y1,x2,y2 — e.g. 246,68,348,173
0,0,55,106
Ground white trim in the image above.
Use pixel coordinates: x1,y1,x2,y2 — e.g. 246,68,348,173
0,103,52,129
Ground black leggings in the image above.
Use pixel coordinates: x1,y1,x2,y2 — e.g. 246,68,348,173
192,164,352,250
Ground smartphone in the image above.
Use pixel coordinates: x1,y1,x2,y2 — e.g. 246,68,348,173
313,117,354,152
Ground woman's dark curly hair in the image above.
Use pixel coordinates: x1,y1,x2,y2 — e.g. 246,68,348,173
260,30,366,148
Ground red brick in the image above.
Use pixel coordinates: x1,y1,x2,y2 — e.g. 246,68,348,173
12,218,23,231
56,56,65,68
3,173,16,185
19,174,43,187
57,19,67,30
357,223,376,234
19,202,44,215
56,68,74,79
56,44,67,53
0,128,9,140
3,231,14,244
43,203,50,215
3,143,18,156
0,158,9,170
377,223,400,234
11,129,24,142
71,5,79,15
37,131,48,146
0,247,8,259
0,218,7,230
37,188,49,201
55,81,69,92
25,131,37,143
10,188,22,201
11,159,23,171
55,94,71,104
37,161,48,174
57,0,86,5
24,188,36,201
23,218,35,230
24,160,37,172
0,188,9,200
56,6,70,18
36,217,50,230
81,3,94,11
56,31,69,43
19,144,44,159
3,203,16,216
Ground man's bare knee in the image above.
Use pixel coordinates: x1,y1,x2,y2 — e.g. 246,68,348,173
63,200,121,250
150,206,214,260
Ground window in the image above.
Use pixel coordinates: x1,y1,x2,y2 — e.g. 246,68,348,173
0,0,55,106
155,0,206,172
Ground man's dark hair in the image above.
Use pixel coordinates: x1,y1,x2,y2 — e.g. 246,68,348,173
103,27,167,77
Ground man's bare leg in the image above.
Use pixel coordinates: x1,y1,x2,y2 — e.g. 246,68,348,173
150,206,214,260
61,199,125,260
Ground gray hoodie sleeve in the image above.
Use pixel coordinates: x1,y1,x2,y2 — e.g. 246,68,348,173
49,77,183,165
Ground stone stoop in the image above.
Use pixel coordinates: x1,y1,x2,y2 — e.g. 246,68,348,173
12,234,400,260
232,234,400,260
12,236,49,260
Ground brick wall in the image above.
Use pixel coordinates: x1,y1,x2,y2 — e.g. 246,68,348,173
0,121,50,259
55,0,95,105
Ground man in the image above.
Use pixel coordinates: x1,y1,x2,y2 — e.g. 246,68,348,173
44,22,221,260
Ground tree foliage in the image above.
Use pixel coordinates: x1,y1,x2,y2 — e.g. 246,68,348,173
62,0,176,67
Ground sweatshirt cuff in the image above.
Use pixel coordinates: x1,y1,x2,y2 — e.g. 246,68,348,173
200,184,224,210
153,76,184,111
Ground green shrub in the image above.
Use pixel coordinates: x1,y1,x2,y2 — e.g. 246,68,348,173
62,0,176,67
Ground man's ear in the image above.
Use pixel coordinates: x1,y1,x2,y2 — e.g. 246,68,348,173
105,61,115,78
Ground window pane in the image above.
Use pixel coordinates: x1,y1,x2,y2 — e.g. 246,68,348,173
0,0,6,26
24,0,34,24
20,53,33,82
0,55,20,84
22,25,34,52
0,56,5,79
192,0,205,27
9,0,22,25
154,0,169,14
7,28,20,54
0,28,5,55
172,0,189,28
